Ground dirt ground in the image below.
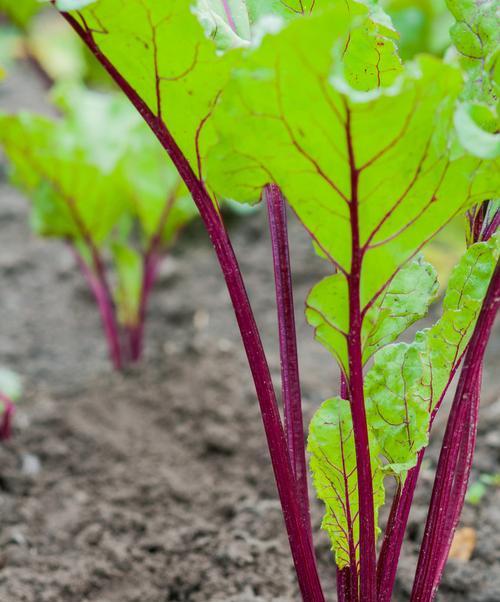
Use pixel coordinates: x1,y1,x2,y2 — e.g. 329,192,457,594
0,61,499,602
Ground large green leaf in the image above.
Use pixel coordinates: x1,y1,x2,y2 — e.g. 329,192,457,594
308,397,385,568
59,0,239,169
206,6,498,372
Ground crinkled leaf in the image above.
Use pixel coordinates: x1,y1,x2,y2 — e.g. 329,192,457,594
308,397,385,568
306,256,438,369
417,234,500,410
365,343,428,476
364,236,499,483
446,0,499,156
362,255,438,362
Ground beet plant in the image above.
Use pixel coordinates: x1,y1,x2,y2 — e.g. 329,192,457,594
0,368,22,441
49,0,498,600
0,86,197,369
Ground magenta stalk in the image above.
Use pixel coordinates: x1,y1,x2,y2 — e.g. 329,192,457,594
346,109,377,602
0,392,15,441
411,263,499,602
70,244,123,370
265,184,312,544
61,12,325,600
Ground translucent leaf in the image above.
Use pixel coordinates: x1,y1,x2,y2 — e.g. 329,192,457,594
365,343,429,476
365,235,499,481
207,6,498,372
308,397,385,568
306,256,438,369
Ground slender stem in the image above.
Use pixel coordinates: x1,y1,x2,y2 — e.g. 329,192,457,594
70,243,123,370
61,13,324,600
128,190,178,361
411,262,499,602
0,392,15,441
345,107,377,602
338,371,359,602
265,184,312,544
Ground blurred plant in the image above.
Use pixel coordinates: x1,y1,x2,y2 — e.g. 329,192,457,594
381,0,453,59
466,473,500,505
0,367,22,440
0,0,40,29
0,86,197,369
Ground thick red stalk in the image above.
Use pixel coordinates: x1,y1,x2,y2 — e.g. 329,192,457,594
411,263,499,602
60,12,324,600
0,392,15,441
346,109,377,602
70,244,123,370
265,184,312,544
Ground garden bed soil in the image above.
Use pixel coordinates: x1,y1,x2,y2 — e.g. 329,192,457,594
0,60,499,602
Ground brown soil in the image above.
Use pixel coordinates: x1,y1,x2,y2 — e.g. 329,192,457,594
0,61,499,602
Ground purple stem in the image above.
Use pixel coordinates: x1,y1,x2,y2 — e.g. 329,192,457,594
61,13,325,601
128,192,176,361
411,263,499,602
70,244,123,370
0,392,15,441
265,184,312,544
346,109,377,602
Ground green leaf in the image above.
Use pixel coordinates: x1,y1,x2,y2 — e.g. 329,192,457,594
64,0,237,169
365,343,429,476
0,112,125,243
306,256,438,369
206,7,498,372
445,0,499,156
364,236,499,481
0,0,39,28
362,255,439,362
0,367,22,402
308,397,385,568
416,234,500,411
454,102,500,159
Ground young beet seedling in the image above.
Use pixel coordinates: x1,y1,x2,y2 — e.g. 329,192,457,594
0,367,22,440
52,0,499,600
0,86,197,369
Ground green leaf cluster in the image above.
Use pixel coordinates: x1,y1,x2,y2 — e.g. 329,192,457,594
0,85,196,327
